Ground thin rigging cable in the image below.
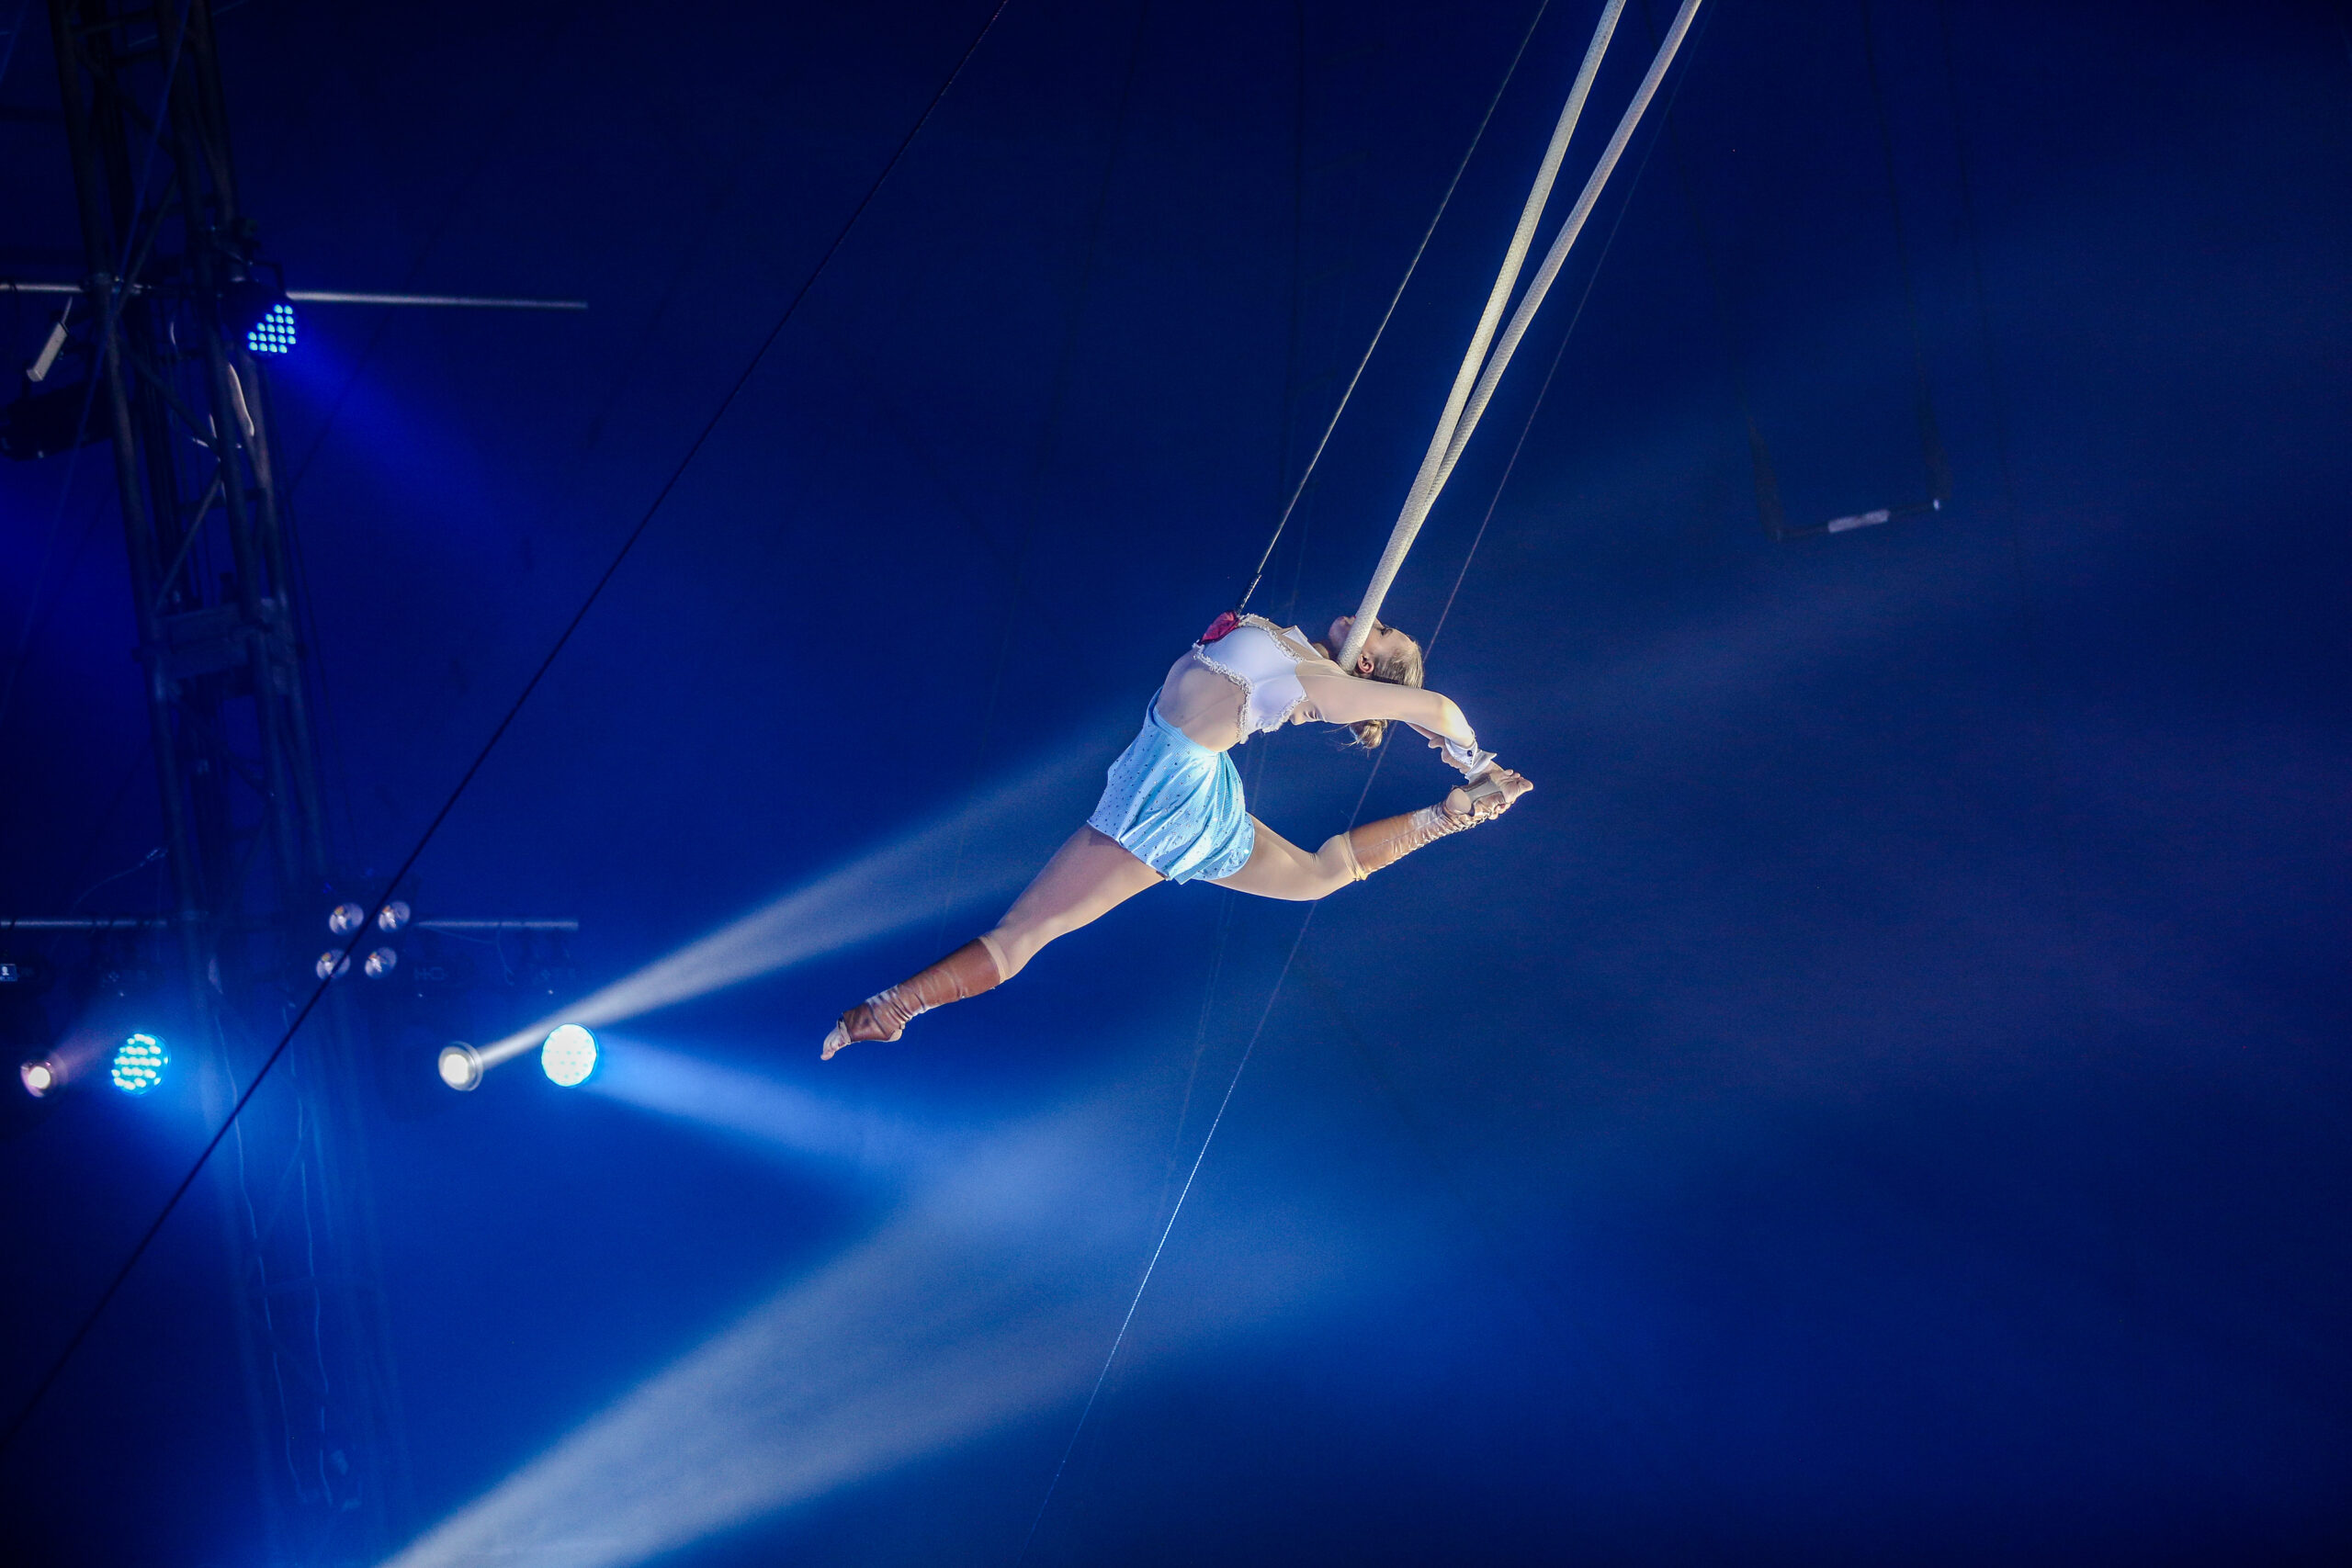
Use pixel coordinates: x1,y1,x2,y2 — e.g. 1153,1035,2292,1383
1233,0,1559,615
0,0,1015,1465
65,845,164,912
1122,107,1314,1537
1160,0,1311,1223
1018,22,1704,1547
1330,0,1633,662
1091,29,1348,1539
1299,95,1747,1534
1027,0,1579,1518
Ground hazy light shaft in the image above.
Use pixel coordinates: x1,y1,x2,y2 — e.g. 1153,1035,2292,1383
471,740,1097,1069
377,1079,1355,1568
582,1041,945,1174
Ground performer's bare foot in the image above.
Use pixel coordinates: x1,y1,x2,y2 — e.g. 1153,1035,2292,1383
1450,767,1532,820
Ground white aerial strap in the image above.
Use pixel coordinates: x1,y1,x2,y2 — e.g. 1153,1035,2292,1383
1337,0,1706,672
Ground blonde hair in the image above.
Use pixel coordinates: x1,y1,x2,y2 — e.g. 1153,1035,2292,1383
1334,620,1424,750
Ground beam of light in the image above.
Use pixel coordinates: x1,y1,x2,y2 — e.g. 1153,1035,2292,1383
378,1077,1365,1568
462,738,1101,1077
582,1039,947,1176
12,1030,127,1100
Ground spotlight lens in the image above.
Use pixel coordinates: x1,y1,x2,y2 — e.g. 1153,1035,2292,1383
20,1060,55,1098
363,946,399,979
437,1043,483,1091
328,902,366,937
111,1033,167,1095
539,1024,597,1088
377,900,411,933
315,950,351,981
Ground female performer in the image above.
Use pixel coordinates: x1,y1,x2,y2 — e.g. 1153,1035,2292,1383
821,610,1532,1057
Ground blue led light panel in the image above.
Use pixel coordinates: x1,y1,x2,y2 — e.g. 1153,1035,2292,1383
111,1033,168,1095
246,301,299,356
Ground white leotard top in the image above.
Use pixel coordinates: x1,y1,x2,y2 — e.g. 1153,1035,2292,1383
1189,615,1335,738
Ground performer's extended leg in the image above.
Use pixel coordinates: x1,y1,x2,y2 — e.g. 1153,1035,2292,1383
823,826,1161,1057
984,824,1166,977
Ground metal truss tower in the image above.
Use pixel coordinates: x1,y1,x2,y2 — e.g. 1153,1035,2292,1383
46,1,411,1558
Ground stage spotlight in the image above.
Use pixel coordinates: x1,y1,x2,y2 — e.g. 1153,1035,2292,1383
19,1059,58,1098
223,276,297,356
110,1033,166,1095
377,900,412,933
327,902,367,937
315,950,352,981
245,300,298,356
439,1043,484,1091
540,1025,597,1088
364,946,400,979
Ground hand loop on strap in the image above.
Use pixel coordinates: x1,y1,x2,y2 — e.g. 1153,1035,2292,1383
1441,736,1498,777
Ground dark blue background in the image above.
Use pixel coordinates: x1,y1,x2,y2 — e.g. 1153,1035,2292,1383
2,0,2347,1562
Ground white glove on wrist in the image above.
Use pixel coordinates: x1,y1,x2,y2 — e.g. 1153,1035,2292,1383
1442,737,1497,777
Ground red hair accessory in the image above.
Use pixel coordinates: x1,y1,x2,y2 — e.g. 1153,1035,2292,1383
1199,610,1240,644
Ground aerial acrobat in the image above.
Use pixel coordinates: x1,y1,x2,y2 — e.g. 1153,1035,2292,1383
820,609,1531,1057
820,0,1710,1060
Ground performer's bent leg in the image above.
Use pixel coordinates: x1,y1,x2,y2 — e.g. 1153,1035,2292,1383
823,827,1160,1057
1213,771,1532,903
1209,818,1361,901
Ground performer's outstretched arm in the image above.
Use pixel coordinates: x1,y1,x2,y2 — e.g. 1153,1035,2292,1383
1295,671,1475,748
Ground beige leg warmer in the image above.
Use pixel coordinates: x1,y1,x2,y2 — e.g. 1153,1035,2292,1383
821,938,1006,1058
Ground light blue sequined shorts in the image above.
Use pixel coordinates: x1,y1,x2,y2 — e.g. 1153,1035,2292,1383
1087,701,1256,884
